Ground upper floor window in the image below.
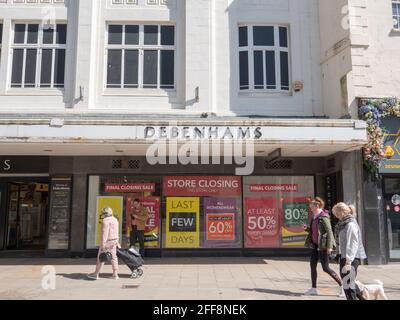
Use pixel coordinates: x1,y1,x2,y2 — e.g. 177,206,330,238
106,24,175,90
10,23,67,89
393,1,400,29
238,25,290,93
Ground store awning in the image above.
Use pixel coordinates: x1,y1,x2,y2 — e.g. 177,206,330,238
0,118,368,157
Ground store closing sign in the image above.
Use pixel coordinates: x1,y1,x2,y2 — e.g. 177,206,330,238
163,176,241,196
166,197,200,248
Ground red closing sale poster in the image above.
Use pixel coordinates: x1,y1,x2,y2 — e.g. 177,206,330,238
244,197,279,248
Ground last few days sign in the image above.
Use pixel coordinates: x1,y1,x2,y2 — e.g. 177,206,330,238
166,197,200,248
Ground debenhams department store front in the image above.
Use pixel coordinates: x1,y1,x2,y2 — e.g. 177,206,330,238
0,119,367,257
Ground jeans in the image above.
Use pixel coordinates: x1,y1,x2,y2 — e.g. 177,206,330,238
130,225,145,256
310,247,342,288
340,258,361,300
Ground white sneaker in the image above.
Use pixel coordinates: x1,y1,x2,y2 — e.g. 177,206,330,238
304,288,319,296
338,286,346,298
87,273,99,280
110,274,120,280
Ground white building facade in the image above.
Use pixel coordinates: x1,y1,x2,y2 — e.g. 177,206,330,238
0,0,384,261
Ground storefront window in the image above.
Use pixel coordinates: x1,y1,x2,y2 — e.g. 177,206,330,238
243,176,315,248
86,175,316,251
162,176,243,249
86,176,161,249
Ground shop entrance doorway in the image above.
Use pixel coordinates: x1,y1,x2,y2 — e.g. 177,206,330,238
384,177,400,260
4,181,49,250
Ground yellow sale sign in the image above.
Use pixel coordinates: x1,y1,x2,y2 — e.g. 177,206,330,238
166,197,200,248
96,196,123,246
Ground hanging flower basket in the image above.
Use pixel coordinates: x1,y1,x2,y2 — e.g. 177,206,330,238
358,98,400,174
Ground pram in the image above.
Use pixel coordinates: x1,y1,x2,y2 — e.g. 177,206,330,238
116,247,144,279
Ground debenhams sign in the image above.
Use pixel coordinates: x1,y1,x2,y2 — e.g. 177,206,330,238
2,159,11,172
143,126,263,140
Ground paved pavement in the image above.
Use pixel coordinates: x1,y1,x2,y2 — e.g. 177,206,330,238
0,257,399,300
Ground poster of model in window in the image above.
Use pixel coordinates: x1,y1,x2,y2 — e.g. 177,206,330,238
126,196,160,248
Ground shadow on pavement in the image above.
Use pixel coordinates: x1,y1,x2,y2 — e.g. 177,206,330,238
139,257,309,265
240,288,304,297
0,257,309,266
240,287,336,298
57,273,134,280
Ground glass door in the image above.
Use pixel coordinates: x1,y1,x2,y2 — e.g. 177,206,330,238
0,184,5,250
6,183,20,249
384,178,400,260
5,182,49,250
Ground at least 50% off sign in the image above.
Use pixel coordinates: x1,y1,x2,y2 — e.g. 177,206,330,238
247,210,277,233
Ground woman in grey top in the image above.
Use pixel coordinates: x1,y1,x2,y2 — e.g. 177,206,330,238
332,203,367,300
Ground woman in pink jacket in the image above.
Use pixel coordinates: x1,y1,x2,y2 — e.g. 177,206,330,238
87,207,120,280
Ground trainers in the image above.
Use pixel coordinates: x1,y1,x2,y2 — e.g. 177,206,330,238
338,286,346,298
304,288,319,296
110,274,120,280
87,273,99,280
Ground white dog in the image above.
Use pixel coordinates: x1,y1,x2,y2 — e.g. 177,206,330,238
355,280,389,300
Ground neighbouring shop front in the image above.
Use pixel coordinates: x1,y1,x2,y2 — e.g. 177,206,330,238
381,117,400,261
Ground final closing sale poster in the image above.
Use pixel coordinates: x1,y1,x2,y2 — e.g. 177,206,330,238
166,197,200,248
244,197,279,248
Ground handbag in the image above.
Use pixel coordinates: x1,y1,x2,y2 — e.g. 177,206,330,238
99,251,112,263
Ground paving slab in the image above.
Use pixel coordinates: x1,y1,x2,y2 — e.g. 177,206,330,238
0,257,399,300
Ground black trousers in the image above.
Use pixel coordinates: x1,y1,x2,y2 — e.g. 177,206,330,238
340,258,361,300
130,225,145,256
310,247,342,288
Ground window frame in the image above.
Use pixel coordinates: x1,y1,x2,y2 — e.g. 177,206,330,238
0,23,3,66
0,21,4,63
393,0,400,30
238,24,291,94
104,22,176,91
9,22,67,90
